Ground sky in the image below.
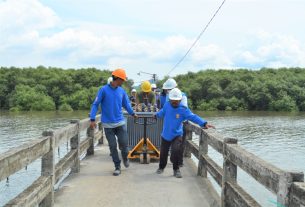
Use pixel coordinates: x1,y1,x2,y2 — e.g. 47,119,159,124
1,0,305,83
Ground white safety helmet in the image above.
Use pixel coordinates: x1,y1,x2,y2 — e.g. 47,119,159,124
162,78,177,90
169,88,182,100
107,77,113,84
131,89,136,93
151,83,157,89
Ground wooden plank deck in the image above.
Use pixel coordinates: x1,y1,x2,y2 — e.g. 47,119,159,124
54,144,219,207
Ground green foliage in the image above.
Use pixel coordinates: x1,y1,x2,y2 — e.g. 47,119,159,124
197,99,218,111
299,101,305,111
2,67,305,112
269,95,298,111
59,103,73,111
0,67,112,111
9,107,21,112
31,97,55,111
66,89,91,110
9,85,55,111
160,67,305,111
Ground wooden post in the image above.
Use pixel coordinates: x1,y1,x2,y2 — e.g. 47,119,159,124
87,126,95,155
98,122,104,145
197,130,208,177
183,123,193,158
221,137,238,207
40,131,55,207
278,171,304,206
70,119,80,173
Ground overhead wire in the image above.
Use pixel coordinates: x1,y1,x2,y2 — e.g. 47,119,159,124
166,0,227,76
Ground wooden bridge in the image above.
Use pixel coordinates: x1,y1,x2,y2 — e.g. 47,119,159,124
0,115,304,207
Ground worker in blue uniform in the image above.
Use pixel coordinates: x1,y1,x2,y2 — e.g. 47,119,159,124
90,68,137,176
154,88,215,178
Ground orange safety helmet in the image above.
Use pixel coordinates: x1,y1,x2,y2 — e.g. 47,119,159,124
112,68,127,81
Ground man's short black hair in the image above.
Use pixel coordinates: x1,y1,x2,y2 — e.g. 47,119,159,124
112,75,124,81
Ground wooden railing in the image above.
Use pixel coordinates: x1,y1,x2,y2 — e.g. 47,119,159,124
183,121,305,207
0,115,104,207
1,116,304,207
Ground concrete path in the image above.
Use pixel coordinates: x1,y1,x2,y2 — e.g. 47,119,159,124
54,144,219,207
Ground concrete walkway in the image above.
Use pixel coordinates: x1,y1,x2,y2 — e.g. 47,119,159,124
54,144,219,207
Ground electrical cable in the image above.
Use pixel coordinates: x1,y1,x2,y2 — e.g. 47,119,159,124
166,0,227,76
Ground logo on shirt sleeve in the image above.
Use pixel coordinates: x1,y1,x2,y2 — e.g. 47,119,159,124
176,114,180,119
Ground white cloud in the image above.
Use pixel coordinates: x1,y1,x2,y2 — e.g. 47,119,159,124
1,0,305,81
234,31,305,68
190,44,232,68
0,0,60,52
0,0,59,32
239,51,259,65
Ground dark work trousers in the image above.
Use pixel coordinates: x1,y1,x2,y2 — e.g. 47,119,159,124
104,125,128,169
159,136,183,171
171,122,187,166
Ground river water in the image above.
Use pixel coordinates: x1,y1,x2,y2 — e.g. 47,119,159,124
0,110,304,206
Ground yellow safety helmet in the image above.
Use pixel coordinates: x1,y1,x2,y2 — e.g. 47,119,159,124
141,81,151,92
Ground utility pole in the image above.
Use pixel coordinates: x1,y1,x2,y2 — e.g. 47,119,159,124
152,74,156,83
137,71,157,83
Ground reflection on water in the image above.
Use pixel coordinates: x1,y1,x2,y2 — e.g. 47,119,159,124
197,111,305,172
0,111,88,206
0,110,304,206
195,111,305,206
0,111,88,153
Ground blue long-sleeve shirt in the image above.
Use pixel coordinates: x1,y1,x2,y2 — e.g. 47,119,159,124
155,102,207,141
90,84,134,124
160,94,167,109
